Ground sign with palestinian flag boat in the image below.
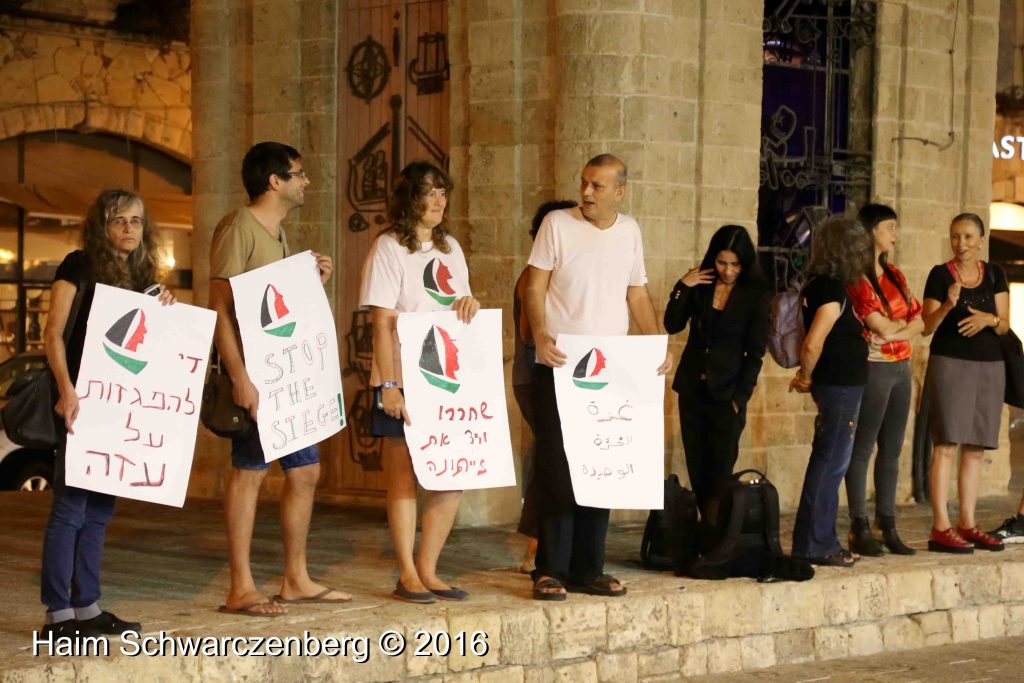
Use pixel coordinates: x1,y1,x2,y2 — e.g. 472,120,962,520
64,284,216,507
230,250,346,462
396,309,516,491
553,333,668,510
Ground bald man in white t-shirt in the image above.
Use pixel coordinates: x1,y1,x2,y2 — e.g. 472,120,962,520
524,154,672,601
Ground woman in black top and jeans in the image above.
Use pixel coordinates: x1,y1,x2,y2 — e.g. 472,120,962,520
921,213,1009,553
40,189,175,639
789,217,872,567
665,225,770,513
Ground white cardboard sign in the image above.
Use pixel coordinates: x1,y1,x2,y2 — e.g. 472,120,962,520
396,309,516,490
65,284,216,507
553,334,668,510
230,251,346,462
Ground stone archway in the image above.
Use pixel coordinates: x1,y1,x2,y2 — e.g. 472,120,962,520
0,102,191,162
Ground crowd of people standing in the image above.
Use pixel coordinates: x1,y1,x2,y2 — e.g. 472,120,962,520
36,143,1024,641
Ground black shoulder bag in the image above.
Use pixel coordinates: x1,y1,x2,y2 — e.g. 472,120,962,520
200,350,256,439
2,280,86,449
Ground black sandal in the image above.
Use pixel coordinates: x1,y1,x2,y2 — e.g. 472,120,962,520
532,576,567,601
567,574,627,597
796,549,857,568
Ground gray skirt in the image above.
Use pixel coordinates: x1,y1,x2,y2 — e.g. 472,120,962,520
923,354,1004,450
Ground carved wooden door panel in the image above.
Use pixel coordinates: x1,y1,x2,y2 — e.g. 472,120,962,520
329,0,449,496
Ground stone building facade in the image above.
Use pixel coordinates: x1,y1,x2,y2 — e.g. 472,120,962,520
0,3,191,161
184,0,1003,526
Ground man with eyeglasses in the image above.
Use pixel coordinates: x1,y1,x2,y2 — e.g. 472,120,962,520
208,141,346,616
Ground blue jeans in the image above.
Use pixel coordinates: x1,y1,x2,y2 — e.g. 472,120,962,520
40,446,116,622
792,384,865,559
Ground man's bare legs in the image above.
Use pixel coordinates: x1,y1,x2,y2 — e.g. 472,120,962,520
930,444,957,530
277,463,351,601
223,467,286,614
385,438,461,592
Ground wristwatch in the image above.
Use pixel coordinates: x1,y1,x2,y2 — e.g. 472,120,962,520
381,380,399,389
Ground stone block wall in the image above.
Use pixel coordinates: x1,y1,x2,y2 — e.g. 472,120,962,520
0,14,191,160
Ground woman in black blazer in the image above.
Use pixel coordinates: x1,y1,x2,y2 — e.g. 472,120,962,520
665,225,771,512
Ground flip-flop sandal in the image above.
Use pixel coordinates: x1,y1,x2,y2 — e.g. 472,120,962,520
532,577,567,601
393,581,437,604
430,587,469,601
272,587,352,604
217,601,286,617
567,574,627,597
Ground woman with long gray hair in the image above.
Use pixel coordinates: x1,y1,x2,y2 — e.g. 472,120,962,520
789,216,872,567
40,189,175,639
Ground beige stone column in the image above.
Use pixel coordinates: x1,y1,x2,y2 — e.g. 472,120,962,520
872,0,1006,505
189,0,340,500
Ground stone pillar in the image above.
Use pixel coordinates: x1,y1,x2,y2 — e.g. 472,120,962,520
872,0,1006,505
448,0,534,525
190,0,340,500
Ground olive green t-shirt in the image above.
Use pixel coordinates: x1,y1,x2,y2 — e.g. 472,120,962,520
210,206,290,279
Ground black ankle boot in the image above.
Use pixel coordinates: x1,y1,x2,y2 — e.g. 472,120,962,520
877,515,916,555
848,517,884,557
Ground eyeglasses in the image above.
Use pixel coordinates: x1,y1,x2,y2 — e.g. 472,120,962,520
283,170,309,180
108,216,144,229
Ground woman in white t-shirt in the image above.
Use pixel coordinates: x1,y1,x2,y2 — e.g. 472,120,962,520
359,161,480,604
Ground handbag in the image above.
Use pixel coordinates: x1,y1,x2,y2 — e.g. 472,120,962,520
2,278,86,449
200,352,256,438
974,263,1024,408
1000,329,1024,408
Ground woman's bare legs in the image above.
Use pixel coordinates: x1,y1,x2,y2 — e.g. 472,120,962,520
416,490,462,591
930,443,958,530
957,446,984,529
385,438,427,592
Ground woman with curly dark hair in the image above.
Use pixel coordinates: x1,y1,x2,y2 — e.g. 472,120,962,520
789,216,872,567
844,204,923,557
665,225,770,513
39,189,175,639
359,161,480,603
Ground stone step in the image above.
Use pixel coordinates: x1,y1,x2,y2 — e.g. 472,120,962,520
2,494,1022,682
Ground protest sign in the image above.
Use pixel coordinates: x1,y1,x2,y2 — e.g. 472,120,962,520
230,251,346,462
396,309,516,490
65,284,216,507
553,334,668,510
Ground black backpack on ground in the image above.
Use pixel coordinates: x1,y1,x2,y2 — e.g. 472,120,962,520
689,469,813,582
640,474,700,574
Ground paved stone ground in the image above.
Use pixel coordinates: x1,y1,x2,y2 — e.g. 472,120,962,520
687,635,1024,682
0,490,1022,678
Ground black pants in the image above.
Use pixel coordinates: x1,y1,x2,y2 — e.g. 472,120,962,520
513,382,539,538
530,365,610,585
678,383,745,513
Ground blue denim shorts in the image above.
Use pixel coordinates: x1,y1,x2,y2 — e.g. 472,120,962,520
230,428,319,471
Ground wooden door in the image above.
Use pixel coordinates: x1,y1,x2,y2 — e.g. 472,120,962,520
327,0,449,496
